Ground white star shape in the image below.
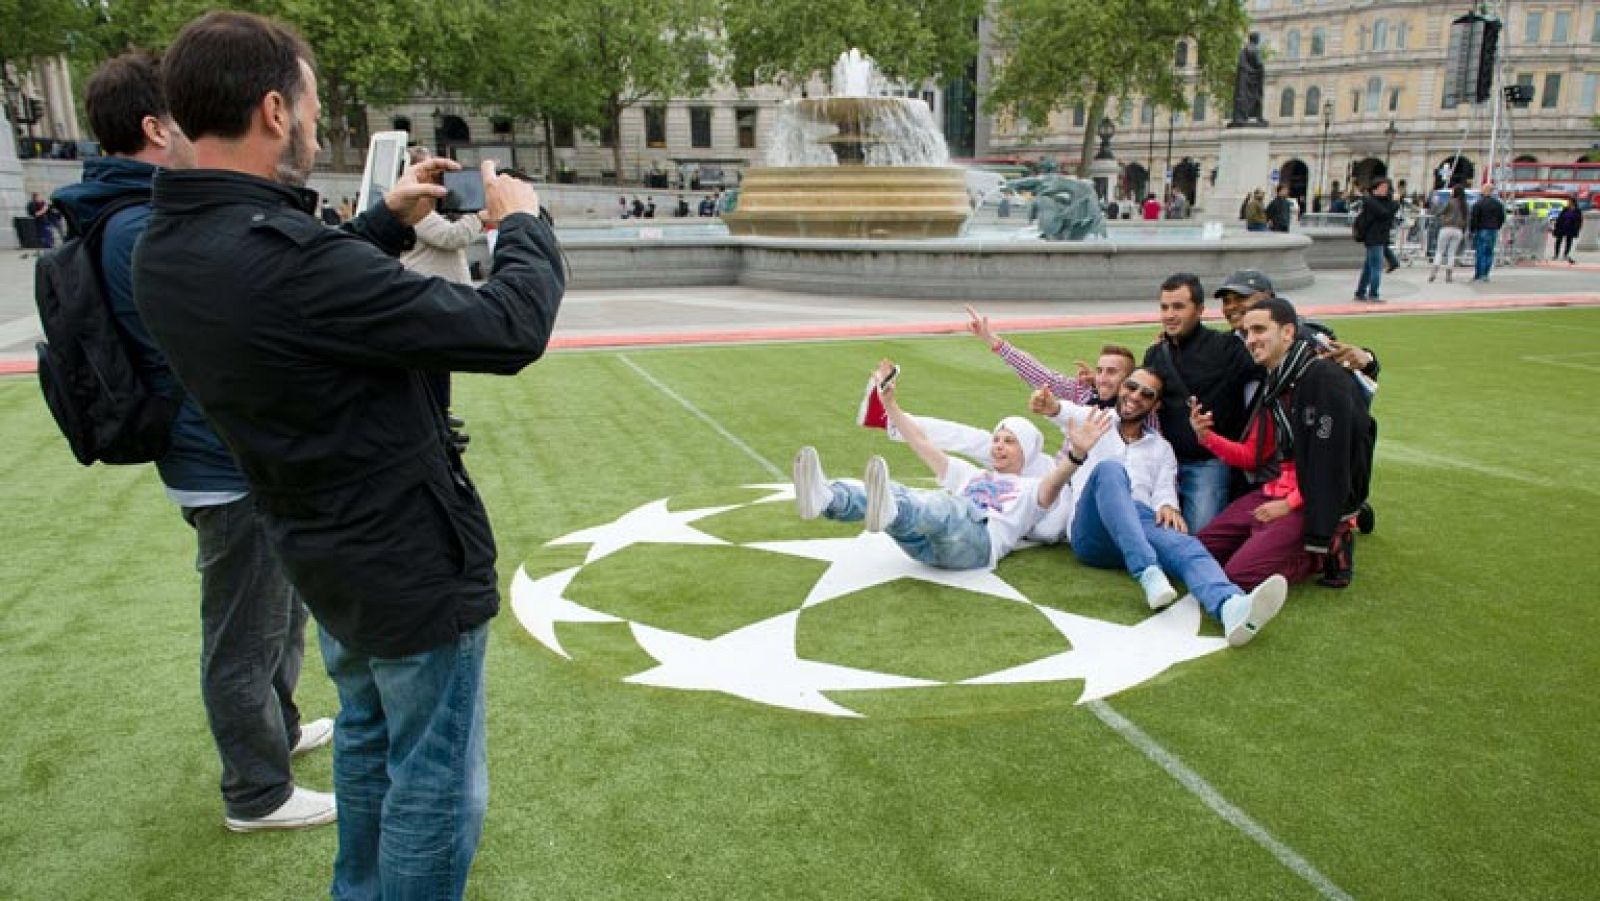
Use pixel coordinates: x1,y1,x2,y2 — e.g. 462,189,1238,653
547,498,736,564
742,482,796,504
964,595,1228,703
509,566,621,659
625,610,938,717
747,531,1029,608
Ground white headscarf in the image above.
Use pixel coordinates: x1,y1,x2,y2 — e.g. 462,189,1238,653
993,416,1044,472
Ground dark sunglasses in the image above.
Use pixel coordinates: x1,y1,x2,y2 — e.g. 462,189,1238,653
1122,379,1159,400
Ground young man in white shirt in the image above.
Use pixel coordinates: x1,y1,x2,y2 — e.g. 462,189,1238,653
794,361,1109,571
1035,367,1287,647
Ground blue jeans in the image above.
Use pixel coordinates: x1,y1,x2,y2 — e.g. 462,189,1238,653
319,624,490,901
826,482,992,570
1177,458,1230,533
1355,244,1385,298
1473,229,1498,279
1069,462,1242,619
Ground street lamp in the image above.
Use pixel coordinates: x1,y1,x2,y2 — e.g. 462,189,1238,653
1383,119,1398,181
1317,100,1333,210
1095,117,1116,159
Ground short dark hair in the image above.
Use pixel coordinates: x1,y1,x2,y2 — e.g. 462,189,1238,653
85,52,166,156
162,11,315,142
1100,344,1136,367
1249,296,1299,327
1159,272,1204,307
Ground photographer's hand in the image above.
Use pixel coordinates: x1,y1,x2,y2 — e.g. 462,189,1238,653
386,156,456,226
482,160,540,228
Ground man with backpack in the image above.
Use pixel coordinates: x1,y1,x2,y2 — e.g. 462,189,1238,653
48,52,335,833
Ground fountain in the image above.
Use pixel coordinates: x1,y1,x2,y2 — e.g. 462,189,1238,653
722,50,971,239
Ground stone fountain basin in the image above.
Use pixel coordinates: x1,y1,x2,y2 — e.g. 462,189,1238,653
724,166,971,239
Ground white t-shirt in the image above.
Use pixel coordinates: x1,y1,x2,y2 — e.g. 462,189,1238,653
940,458,1051,567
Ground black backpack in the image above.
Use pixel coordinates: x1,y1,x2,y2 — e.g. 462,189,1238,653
34,196,179,465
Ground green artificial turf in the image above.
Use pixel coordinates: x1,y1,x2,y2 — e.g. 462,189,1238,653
2,308,1597,899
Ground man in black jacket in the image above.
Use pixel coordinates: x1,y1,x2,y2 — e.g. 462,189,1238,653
1469,183,1507,282
1141,272,1257,531
1352,178,1397,302
1265,185,1293,233
133,12,563,899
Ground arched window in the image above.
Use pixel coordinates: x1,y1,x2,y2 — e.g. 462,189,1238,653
1280,86,1297,118
1175,41,1189,68
1373,20,1390,51
1366,78,1383,113
1311,27,1327,56
1287,30,1302,59
1305,86,1322,117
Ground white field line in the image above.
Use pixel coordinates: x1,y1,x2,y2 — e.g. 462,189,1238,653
1520,351,1600,374
1449,313,1600,334
623,351,1352,899
1376,440,1576,491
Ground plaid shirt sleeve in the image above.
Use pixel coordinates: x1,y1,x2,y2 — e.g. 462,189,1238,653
994,340,1093,404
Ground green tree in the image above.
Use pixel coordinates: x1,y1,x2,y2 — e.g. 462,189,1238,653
986,0,1248,176
720,0,983,90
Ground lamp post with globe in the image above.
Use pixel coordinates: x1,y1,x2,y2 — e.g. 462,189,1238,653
1090,116,1118,202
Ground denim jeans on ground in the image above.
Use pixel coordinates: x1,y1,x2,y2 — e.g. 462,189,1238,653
1176,458,1230,533
1355,244,1385,298
826,481,992,570
1068,461,1241,618
320,623,490,901
1473,229,1499,279
183,497,305,819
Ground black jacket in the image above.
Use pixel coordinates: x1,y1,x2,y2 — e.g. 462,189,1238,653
1282,358,1375,552
1469,194,1506,232
134,170,565,657
1353,194,1397,246
1143,324,1256,462
1265,195,1293,232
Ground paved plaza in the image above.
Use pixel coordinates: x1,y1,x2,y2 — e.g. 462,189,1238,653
3,241,1596,372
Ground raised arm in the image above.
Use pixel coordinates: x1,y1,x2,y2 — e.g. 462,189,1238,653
875,360,950,480
967,304,1092,403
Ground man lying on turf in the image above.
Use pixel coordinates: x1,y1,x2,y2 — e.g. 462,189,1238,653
795,360,1110,571
1034,366,1288,647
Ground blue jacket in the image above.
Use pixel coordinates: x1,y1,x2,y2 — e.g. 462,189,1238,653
52,157,247,495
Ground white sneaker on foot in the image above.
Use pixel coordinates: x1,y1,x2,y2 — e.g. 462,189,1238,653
224,786,337,833
292,717,333,757
793,446,833,520
863,456,896,532
1137,565,1178,610
1220,574,1287,648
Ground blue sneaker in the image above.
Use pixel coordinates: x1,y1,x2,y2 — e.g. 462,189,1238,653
1220,575,1287,647
1137,565,1178,610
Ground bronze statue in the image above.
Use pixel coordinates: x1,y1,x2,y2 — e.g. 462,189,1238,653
1006,174,1107,241
1229,32,1266,127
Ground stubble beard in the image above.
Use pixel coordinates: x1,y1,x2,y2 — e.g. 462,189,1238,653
275,114,315,187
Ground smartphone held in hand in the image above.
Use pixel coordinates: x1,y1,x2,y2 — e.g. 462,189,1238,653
439,170,485,215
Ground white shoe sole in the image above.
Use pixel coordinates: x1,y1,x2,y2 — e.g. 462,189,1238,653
793,447,826,520
1227,574,1287,647
864,456,894,532
225,802,337,833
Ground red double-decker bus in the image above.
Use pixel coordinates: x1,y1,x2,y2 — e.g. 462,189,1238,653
1503,161,1600,208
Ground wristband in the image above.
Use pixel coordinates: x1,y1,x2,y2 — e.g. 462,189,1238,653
1067,449,1087,466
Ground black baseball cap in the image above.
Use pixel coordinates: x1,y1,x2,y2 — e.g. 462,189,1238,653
1214,270,1274,297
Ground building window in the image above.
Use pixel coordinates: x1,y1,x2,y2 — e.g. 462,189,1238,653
1193,93,1207,122
644,106,667,148
490,116,512,136
1526,11,1543,44
1593,10,1600,42
1141,101,1154,125
1553,11,1571,43
1305,86,1322,117
1286,30,1301,59
553,119,575,148
1389,87,1401,112
1311,27,1326,56
1517,71,1536,104
1397,21,1409,49
599,119,615,148
391,116,412,132
1119,99,1133,127
1542,73,1562,108
1175,41,1189,68
736,107,757,149
690,107,712,148
1366,78,1383,114
1280,87,1297,118
1073,104,1085,127
1357,24,1368,53
1352,89,1362,114
1582,73,1598,112
1373,20,1389,51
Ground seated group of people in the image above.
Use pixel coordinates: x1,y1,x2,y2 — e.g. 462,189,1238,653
792,270,1380,649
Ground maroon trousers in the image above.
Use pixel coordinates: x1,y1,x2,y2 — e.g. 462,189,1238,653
1197,488,1318,590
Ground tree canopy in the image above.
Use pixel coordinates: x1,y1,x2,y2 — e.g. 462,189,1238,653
721,0,983,90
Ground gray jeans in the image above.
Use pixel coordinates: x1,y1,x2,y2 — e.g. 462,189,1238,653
182,497,307,819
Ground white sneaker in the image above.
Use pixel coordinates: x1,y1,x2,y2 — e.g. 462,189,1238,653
793,447,833,520
224,786,337,833
863,456,896,532
1220,575,1288,648
1137,565,1178,610
292,717,333,757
